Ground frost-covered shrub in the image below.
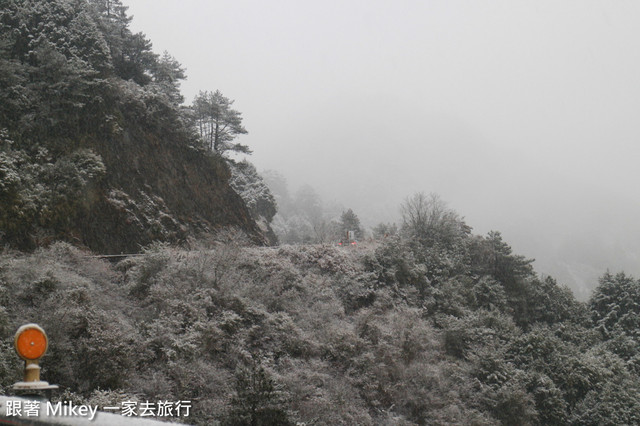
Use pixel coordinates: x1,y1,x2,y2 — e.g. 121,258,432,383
0,243,137,392
0,238,638,425
472,276,508,311
0,141,105,248
570,378,640,426
225,357,293,425
366,236,430,293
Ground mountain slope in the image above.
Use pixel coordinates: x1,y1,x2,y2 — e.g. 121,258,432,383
0,0,264,252
1,237,639,425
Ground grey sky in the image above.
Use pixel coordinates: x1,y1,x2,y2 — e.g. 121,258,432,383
125,0,640,298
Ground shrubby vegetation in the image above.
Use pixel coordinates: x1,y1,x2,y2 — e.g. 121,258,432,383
1,1,638,424
1,199,639,424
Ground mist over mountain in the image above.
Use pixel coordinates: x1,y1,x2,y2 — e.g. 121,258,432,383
2,1,640,425
258,101,640,299
123,0,640,300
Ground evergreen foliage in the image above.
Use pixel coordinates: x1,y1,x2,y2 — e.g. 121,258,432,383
226,357,292,425
191,90,249,155
0,215,637,424
338,208,363,240
229,161,277,224
0,2,638,424
229,160,278,245
0,0,264,251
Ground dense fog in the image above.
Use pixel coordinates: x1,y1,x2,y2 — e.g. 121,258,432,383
4,1,640,423
125,0,640,298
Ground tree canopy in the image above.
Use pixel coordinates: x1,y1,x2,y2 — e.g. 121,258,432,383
192,90,249,155
338,208,363,240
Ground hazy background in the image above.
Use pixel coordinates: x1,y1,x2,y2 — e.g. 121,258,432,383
125,0,640,299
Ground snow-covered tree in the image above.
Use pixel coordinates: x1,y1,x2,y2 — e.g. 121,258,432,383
590,271,640,337
338,208,363,240
229,160,277,244
152,51,186,105
400,192,470,250
192,90,249,155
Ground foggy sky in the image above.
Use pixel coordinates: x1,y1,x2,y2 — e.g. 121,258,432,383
124,0,640,298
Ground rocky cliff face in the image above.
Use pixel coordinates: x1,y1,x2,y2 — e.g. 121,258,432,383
77,128,265,254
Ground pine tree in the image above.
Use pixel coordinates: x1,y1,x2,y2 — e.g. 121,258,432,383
192,90,249,155
152,51,186,105
339,208,363,240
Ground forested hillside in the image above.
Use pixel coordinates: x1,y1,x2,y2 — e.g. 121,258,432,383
0,0,265,252
0,195,639,425
1,1,640,425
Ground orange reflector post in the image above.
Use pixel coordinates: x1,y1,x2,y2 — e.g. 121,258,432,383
12,323,58,392
15,324,48,361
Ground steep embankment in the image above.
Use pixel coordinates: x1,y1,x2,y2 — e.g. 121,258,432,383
0,0,264,252
78,124,264,254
